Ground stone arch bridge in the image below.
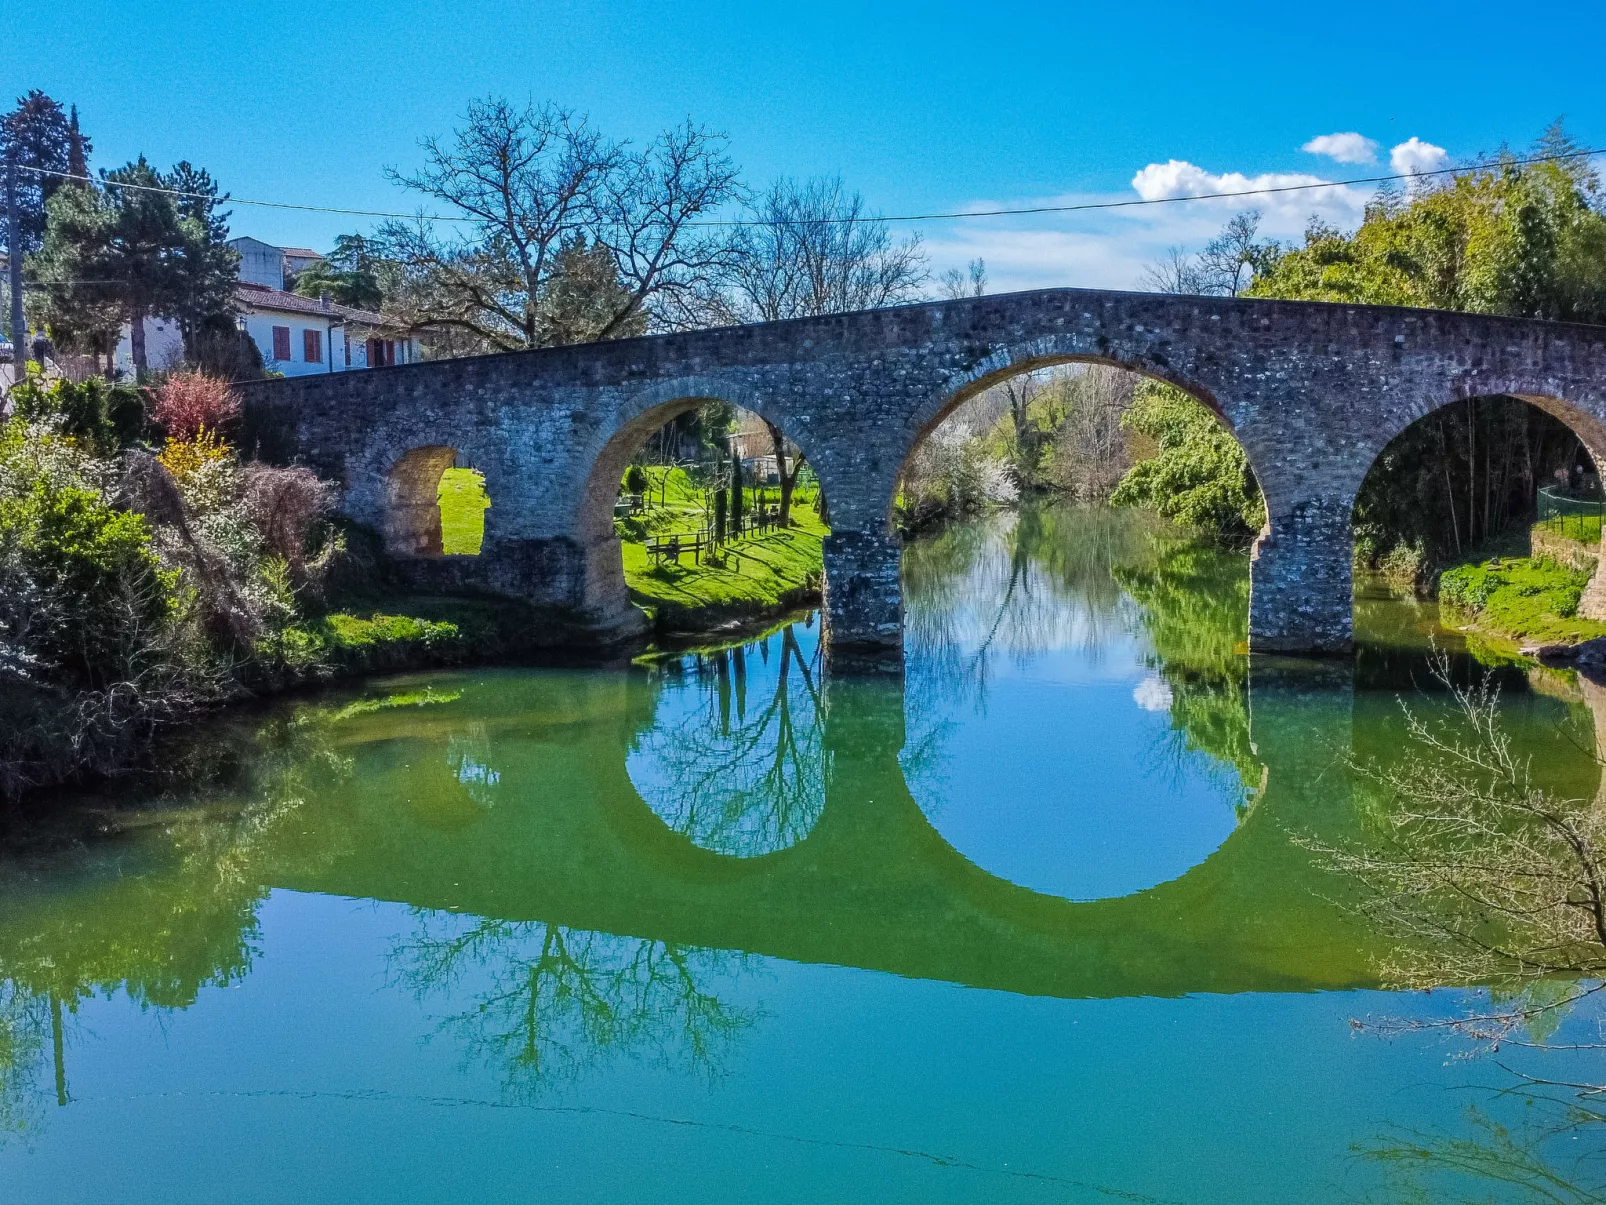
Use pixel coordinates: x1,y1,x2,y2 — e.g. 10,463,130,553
240,288,1606,654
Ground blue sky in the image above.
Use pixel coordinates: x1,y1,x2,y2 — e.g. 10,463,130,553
14,0,1606,290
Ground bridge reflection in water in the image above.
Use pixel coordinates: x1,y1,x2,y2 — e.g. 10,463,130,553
5,509,1600,1028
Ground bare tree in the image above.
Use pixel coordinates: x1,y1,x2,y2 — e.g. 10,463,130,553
1144,211,1279,297
592,118,745,336
377,98,740,353
392,917,757,1097
724,175,928,321
1198,211,1278,295
1050,366,1136,499
723,175,928,522
1141,246,1210,295
939,257,987,299
633,626,826,857
1306,654,1606,1076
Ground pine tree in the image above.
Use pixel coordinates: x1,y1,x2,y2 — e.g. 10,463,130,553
36,156,239,376
31,178,122,370
161,162,240,353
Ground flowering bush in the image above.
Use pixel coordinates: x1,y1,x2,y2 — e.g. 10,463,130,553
157,428,232,483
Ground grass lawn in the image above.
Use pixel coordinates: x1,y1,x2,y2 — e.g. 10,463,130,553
623,506,827,619
430,462,826,627
438,467,490,555
1439,550,1606,647
1535,510,1604,546
261,592,593,684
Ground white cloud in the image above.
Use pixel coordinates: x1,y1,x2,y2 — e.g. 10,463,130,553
1128,160,1368,224
1389,137,1449,176
1131,160,1332,203
919,153,1383,294
1301,132,1379,165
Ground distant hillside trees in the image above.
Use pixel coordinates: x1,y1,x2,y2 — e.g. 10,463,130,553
1127,122,1606,558
1246,124,1606,322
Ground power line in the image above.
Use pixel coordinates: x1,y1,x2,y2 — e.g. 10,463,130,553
15,146,1606,229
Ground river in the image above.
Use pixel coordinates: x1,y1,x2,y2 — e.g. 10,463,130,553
2,504,1603,1202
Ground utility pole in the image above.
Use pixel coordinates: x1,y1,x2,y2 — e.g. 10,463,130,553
5,153,25,368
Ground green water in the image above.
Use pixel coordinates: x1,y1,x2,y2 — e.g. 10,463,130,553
3,505,1605,1202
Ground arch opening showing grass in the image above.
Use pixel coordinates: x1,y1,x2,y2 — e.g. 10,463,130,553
1351,392,1606,652
607,403,829,632
438,466,490,556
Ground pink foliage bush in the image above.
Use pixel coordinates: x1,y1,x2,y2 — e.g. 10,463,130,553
153,371,242,440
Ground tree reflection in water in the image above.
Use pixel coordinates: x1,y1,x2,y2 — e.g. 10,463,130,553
629,622,827,857
902,507,1143,702
391,917,761,1097
0,706,353,1141
1362,1097,1606,1204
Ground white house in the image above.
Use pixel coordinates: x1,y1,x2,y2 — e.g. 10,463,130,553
111,237,419,378
231,236,290,290
234,281,419,377
111,315,187,377
235,282,350,378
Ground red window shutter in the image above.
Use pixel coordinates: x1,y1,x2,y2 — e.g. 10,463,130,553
272,326,291,361
304,329,322,363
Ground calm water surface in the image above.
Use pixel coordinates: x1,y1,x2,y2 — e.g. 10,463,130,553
3,505,1605,1203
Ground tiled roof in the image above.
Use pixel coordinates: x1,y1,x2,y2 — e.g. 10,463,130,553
235,282,390,328
280,247,323,260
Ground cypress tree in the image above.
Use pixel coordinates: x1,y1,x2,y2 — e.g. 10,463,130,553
729,455,744,537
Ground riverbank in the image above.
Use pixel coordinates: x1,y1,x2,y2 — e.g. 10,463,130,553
1435,520,1606,652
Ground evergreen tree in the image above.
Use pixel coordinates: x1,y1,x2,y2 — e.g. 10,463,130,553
161,162,240,352
292,233,386,310
34,156,238,376
538,237,647,346
729,455,745,536
30,178,122,369
0,91,87,253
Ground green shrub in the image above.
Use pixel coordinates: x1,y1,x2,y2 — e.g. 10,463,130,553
0,477,171,687
9,370,147,455
1439,563,1500,612
1111,382,1265,541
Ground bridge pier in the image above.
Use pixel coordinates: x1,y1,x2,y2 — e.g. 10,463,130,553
1248,499,1355,655
821,530,904,660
